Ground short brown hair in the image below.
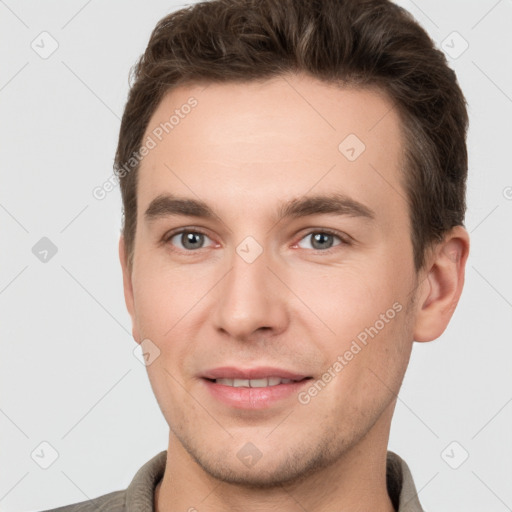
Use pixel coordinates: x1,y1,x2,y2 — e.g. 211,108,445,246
115,0,468,273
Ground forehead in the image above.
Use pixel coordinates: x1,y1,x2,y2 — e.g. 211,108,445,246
137,74,407,226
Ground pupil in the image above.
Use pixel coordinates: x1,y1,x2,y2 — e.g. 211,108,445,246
182,232,203,250
312,233,333,249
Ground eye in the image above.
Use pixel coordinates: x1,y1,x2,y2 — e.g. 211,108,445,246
296,230,347,251
166,230,216,251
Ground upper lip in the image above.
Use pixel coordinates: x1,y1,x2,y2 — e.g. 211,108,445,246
201,366,310,381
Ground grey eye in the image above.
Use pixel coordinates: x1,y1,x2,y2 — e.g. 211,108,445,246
169,231,213,250
297,232,342,250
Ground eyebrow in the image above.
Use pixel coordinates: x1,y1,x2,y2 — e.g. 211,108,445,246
144,192,375,224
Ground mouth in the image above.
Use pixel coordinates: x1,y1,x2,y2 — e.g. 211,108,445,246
204,376,311,387
200,367,313,409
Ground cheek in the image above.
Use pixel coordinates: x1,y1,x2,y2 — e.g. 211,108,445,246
310,303,412,425
131,259,210,337
290,261,412,384
144,359,187,427
288,262,400,336
131,264,214,396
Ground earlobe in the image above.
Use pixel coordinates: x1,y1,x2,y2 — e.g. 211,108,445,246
118,235,141,344
413,226,470,342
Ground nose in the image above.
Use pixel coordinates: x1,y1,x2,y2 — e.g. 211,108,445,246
212,244,289,342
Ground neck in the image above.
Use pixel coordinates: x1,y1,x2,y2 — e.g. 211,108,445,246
155,411,396,512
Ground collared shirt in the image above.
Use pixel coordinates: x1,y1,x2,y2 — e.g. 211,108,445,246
41,450,424,511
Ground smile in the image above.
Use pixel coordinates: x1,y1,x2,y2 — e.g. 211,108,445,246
211,377,300,387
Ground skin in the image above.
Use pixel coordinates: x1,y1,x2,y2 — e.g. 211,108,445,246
119,72,469,512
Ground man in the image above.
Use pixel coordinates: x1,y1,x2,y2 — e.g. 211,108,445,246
44,0,470,510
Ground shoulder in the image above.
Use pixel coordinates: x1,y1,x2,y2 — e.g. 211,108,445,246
39,490,126,512
386,451,425,512
36,451,167,512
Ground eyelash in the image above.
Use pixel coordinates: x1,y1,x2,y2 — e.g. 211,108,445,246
163,227,351,254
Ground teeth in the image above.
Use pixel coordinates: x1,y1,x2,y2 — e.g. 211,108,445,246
247,378,268,387
215,377,295,387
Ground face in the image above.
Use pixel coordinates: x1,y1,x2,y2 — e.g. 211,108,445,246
121,73,424,486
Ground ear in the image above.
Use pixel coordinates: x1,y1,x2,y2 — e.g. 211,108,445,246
413,226,470,342
119,235,141,344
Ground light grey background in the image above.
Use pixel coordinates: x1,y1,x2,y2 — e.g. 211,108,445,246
1,1,511,510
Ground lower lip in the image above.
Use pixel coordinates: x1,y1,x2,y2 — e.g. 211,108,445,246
202,378,311,409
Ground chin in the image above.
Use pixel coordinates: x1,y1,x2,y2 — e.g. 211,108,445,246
180,433,346,490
